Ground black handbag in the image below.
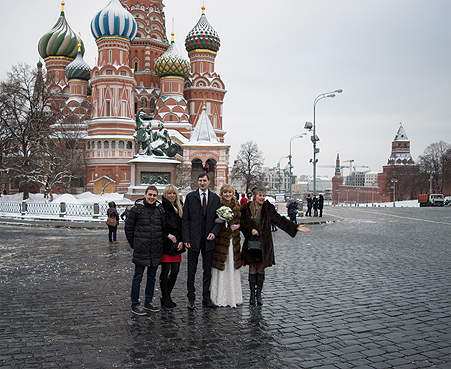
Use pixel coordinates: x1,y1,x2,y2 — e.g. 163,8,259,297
247,237,262,251
169,242,186,254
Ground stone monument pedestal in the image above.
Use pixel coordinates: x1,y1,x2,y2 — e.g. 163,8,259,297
125,155,180,201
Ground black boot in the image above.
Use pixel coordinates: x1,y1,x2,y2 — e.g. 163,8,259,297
166,275,177,307
249,274,257,305
160,280,174,308
256,273,265,306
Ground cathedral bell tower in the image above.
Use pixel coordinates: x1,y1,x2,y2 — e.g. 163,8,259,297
85,0,138,193
184,5,226,142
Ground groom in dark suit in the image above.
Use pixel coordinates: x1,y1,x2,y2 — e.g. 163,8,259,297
182,173,222,309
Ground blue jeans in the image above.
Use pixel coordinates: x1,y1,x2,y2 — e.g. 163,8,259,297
108,225,118,242
131,264,158,307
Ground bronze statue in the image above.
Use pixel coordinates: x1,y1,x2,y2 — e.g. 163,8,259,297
134,110,180,157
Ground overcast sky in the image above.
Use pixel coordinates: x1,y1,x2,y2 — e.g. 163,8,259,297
1,0,450,178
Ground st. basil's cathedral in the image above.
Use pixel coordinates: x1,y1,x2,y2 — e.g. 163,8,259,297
37,0,229,193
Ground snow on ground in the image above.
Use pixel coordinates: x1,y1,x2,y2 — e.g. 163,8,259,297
0,192,134,204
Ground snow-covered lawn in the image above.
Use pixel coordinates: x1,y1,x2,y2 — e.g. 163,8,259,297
0,192,133,205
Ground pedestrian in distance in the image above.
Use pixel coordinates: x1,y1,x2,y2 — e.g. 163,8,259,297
287,198,298,224
305,193,313,216
210,184,243,308
240,187,310,306
120,205,131,221
160,185,185,308
125,185,171,316
313,195,318,217
318,194,324,217
182,173,222,309
240,193,248,206
107,201,119,244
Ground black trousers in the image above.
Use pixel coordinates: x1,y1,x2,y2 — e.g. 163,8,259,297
187,238,212,301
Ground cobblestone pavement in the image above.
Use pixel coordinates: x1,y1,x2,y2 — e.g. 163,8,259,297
0,207,449,368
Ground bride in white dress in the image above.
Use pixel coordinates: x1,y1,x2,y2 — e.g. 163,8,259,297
210,184,243,308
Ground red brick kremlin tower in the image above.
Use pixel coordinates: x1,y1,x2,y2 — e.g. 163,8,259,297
331,152,343,204
377,123,419,201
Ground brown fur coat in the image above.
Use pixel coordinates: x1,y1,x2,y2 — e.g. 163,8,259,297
211,198,241,271
241,200,298,268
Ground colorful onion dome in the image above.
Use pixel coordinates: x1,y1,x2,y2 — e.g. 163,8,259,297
91,0,137,41
155,33,190,79
185,5,220,53
38,1,85,59
65,44,91,81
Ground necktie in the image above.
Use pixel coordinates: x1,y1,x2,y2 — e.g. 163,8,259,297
202,192,207,216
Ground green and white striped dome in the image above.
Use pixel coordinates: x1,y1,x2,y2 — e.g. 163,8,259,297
38,1,84,60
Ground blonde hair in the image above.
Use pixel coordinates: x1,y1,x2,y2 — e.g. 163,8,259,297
163,184,183,217
219,184,234,197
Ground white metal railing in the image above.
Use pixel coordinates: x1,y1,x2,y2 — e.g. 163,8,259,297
0,201,124,219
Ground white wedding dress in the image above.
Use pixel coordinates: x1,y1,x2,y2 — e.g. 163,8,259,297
210,239,243,308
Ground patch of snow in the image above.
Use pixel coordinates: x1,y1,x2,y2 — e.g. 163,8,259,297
51,194,80,204
0,192,134,205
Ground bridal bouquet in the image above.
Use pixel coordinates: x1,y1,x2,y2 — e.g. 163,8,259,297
216,206,234,222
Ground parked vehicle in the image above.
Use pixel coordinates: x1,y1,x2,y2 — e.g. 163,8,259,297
418,193,445,207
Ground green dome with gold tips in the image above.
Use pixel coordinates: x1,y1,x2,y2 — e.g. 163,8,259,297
155,33,190,79
38,1,84,59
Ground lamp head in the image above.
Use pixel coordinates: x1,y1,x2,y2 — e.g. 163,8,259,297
335,89,343,93
304,122,313,130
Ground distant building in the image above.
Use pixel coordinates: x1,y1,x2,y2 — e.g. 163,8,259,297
377,123,420,202
345,171,367,187
265,166,290,195
307,176,332,194
364,171,379,187
332,124,419,205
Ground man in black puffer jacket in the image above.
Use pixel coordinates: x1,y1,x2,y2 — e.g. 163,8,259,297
125,185,168,315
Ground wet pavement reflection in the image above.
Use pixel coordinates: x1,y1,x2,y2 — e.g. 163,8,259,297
0,206,450,368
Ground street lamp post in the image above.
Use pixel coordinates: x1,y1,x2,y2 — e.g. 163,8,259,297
277,156,288,193
391,178,398,207
356,187,360,207
305,89,343,196
288,134,307,199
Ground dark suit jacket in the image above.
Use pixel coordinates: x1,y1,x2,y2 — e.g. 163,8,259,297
182,189,222,252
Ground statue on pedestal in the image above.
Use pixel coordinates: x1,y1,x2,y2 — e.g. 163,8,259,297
134,109,180,157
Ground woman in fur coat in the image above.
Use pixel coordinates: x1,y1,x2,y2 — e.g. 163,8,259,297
241,187,310,305
210,184,243,307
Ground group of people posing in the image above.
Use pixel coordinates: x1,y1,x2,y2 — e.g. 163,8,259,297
305,193,324,217
123,173,310,315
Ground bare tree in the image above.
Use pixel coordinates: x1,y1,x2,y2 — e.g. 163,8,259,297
26,131,87,200
100,176,116,195
230,141,265,193
0,64,58,198
0,63,86,199
418,141,451,194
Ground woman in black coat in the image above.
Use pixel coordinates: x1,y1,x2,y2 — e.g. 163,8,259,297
160,185,185,308
107,201,119,243
241,187,310,305
312,195,319,217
